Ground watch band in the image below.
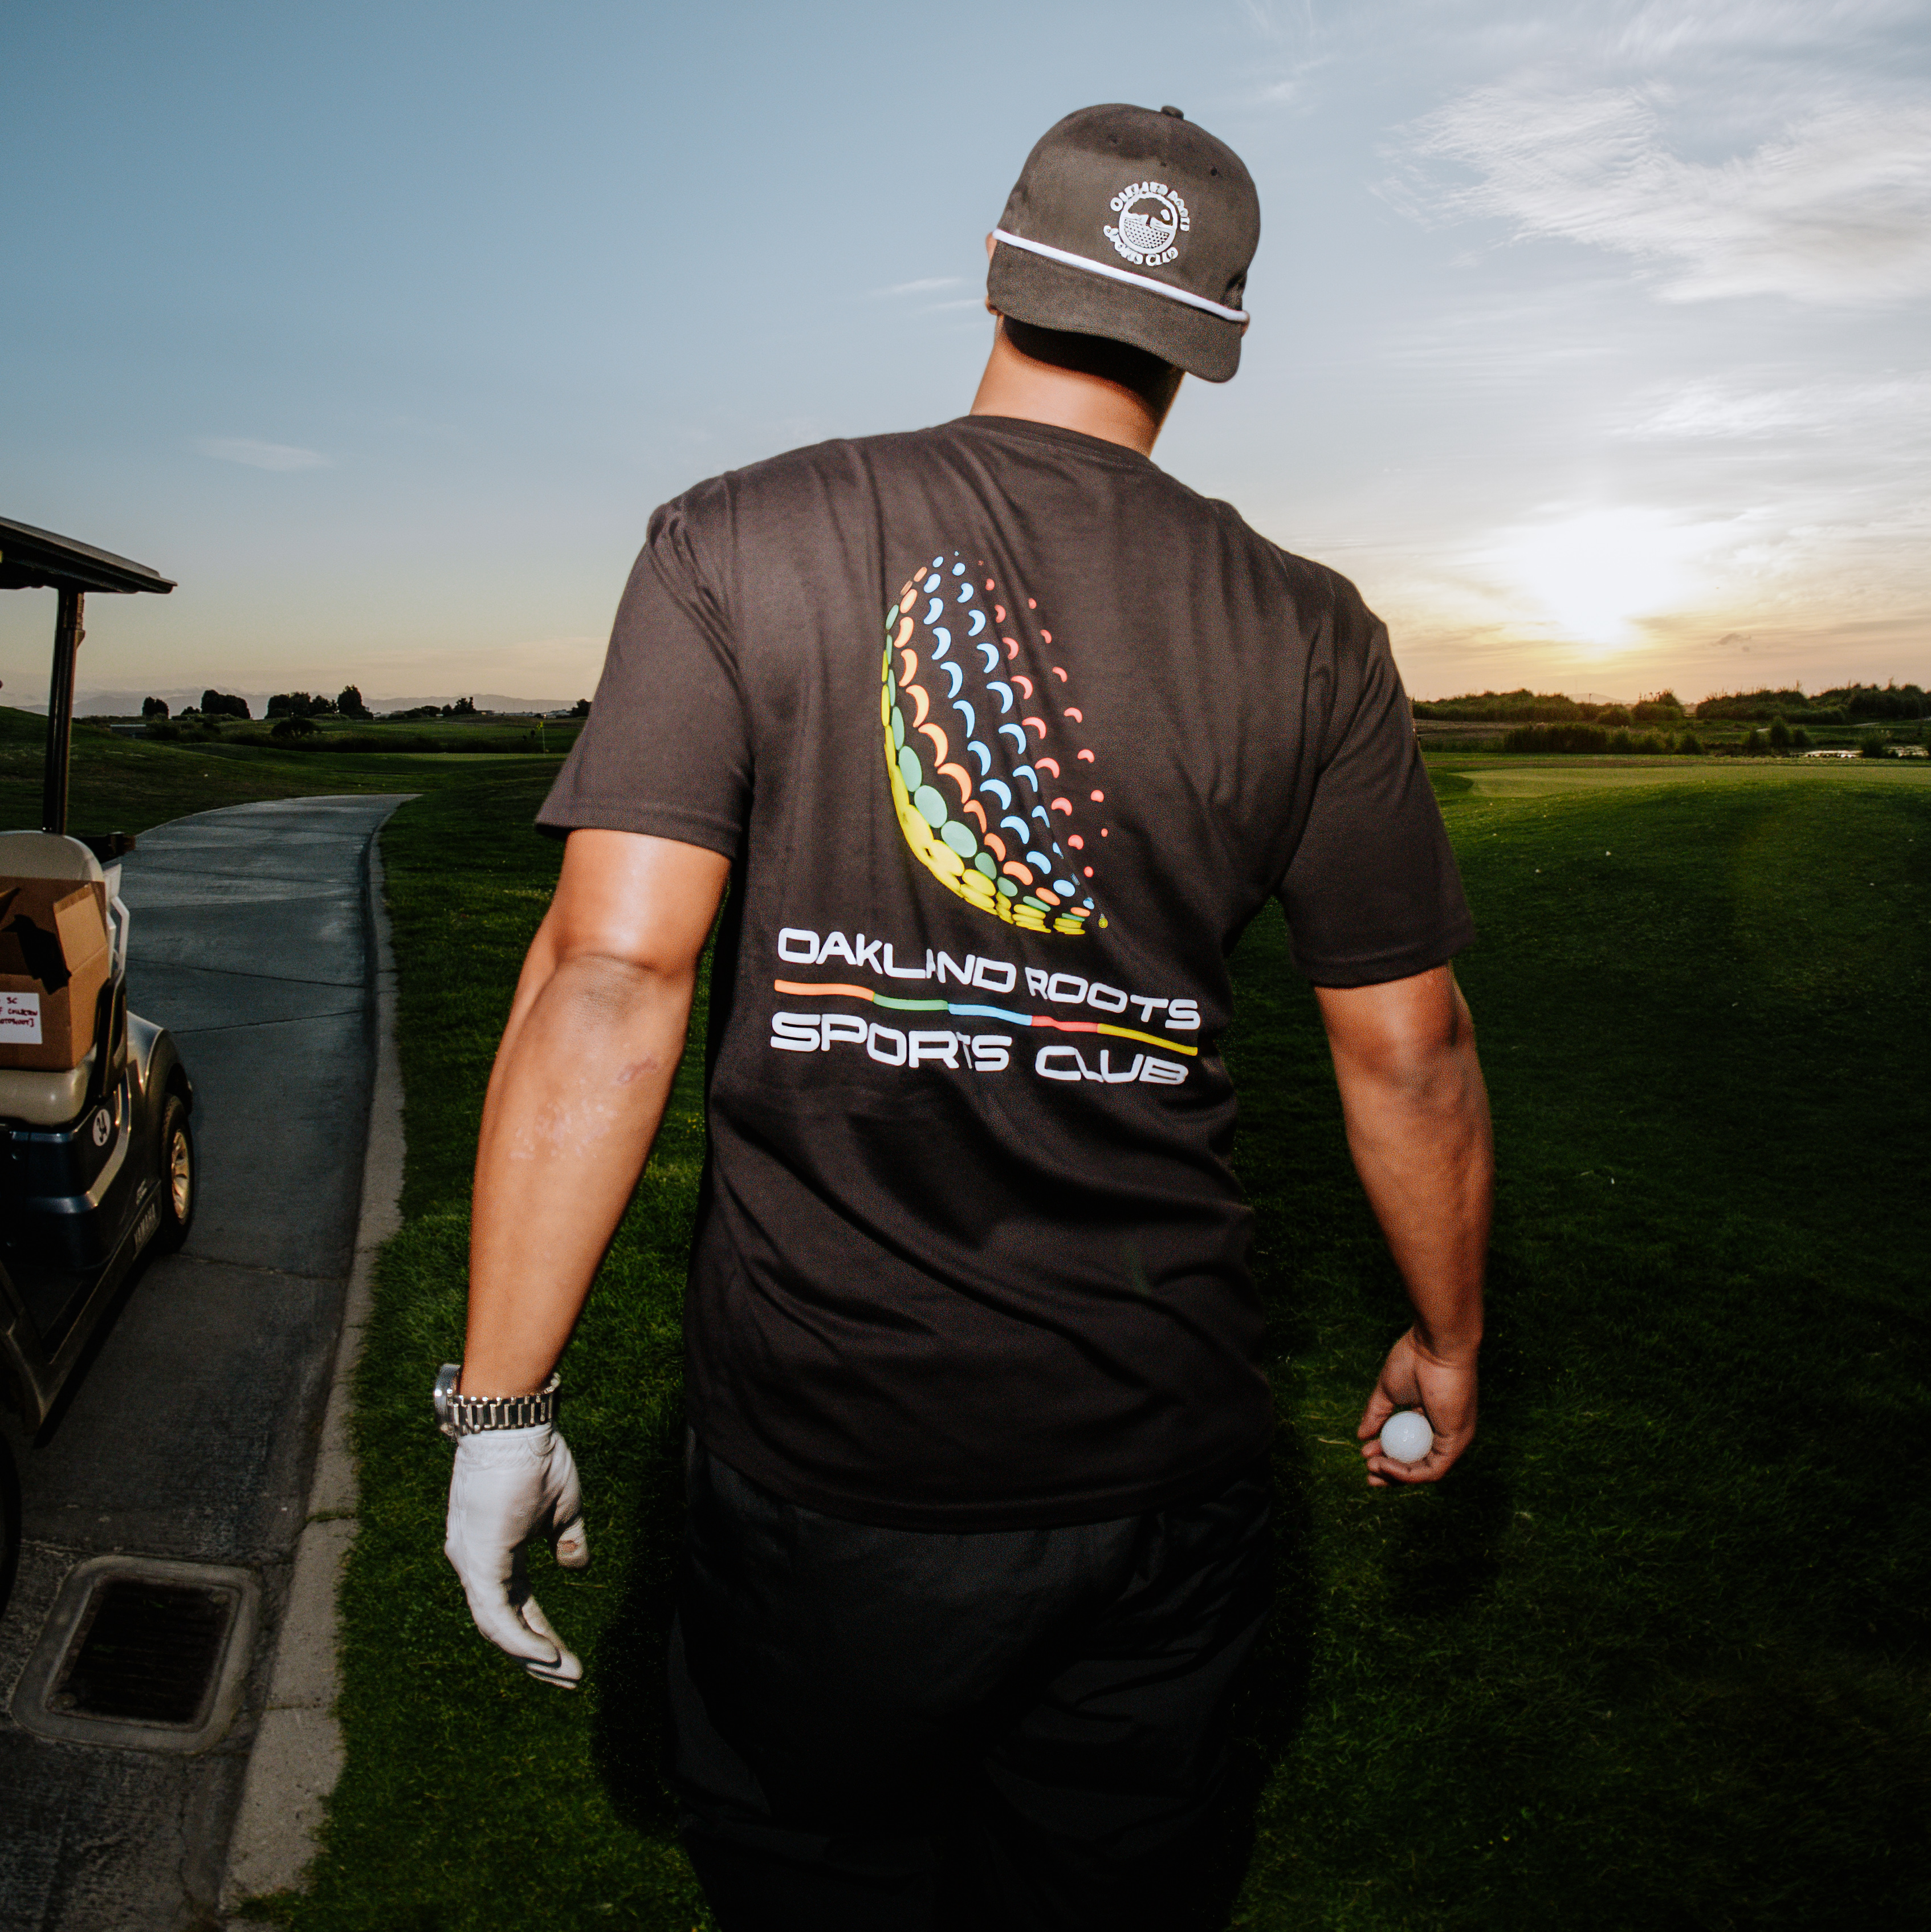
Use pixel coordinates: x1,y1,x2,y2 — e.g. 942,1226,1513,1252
433,1362,560,1439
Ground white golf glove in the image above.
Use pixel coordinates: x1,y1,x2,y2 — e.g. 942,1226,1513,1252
444,1423,589,1689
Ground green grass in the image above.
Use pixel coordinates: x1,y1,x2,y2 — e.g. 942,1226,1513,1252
0,701,569,835
0,702,581,841
1225,771,1931,1928
1427,754,1931,798
118,710,582,753
260,761,1929,1930
266,772,716,1930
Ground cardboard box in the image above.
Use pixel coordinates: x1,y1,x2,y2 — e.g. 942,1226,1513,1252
0,878,111,1072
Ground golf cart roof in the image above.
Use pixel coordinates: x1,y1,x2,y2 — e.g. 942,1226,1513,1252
0,518,176,597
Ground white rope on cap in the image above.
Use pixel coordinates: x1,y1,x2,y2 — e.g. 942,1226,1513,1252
993,229,1249,324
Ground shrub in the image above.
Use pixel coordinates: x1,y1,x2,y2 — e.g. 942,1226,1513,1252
1502,722,1609,754
1694,686,1804,721
268,691,338,719
297,731,444,753
1413,689,1583,722
1677,730,1702,754
1636,732,1665,754
1859,734,1889,759
1600,705,1631,727
1823,682,1928,721
271,715,319,739
1791,726,1811,749
1610,728,1633,753
1743,727,1766,753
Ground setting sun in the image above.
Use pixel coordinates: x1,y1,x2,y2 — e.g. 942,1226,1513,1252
1490,508,1708,650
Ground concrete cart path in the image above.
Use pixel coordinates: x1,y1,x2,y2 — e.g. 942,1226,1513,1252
0,795,411,1932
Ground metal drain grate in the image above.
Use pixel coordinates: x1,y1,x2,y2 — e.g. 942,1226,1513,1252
11,1555,259,1753
51,1576,236,1726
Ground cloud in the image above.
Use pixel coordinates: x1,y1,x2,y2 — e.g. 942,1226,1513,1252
1237,0,1321,44
197,437,331,470
871,276,963,298
1618,375,1931,438
1361,1,1925,83
1606,0,1925,65
1387,83,1931,304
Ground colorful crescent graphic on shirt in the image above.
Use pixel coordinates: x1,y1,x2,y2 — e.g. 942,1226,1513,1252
881,552,1106,937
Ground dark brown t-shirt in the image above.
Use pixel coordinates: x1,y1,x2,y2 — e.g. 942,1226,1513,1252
540,414,1473,1529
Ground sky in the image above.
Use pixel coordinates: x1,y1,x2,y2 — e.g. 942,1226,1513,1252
2,0,1926,709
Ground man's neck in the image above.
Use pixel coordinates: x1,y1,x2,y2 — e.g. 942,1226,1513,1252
968,319,1176,457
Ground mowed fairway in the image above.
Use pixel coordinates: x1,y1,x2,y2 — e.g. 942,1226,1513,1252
271,762,1928,1931
1435,754,1931,799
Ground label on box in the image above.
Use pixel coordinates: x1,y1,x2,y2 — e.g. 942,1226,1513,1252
0,990,43,1043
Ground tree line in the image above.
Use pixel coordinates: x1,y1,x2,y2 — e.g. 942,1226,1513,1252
1416,682,1928,725
1413,689,1688,724
138,690,592,724
142,686,374,721
1691,682,1927,722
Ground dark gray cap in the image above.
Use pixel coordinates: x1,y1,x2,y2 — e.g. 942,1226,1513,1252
988,103,1261,383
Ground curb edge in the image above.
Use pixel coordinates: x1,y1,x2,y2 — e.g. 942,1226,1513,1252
219,812,406,1913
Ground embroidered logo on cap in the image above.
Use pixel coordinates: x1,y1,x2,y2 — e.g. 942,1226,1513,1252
1104,181,1189,267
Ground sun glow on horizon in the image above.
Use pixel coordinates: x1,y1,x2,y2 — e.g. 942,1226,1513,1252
1488,507,1717,653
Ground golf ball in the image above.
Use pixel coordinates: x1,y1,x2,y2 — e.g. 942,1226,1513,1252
1380,1410,1433,1464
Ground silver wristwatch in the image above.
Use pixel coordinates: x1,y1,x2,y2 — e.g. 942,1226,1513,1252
433,1363,560,1439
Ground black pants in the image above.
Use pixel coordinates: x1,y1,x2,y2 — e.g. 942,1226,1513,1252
669,1435,1272,1931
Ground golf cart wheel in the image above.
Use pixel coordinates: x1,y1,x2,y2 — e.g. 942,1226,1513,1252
156,1093,195,1252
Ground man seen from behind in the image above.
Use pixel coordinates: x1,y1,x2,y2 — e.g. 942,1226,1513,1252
437,101,1492,1932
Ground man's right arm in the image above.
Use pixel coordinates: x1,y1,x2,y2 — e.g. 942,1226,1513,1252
441,828,729,1686
462,828,731,1397
1314,963,1492,1487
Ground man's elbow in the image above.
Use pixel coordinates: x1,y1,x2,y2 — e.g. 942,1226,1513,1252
1320,965,1481,1099
547,943,696,1018
1367,1036,1483,1120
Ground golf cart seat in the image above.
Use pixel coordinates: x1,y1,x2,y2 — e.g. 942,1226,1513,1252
0,831,123,1128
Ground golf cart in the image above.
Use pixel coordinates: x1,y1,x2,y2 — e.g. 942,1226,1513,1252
0,518,197,1615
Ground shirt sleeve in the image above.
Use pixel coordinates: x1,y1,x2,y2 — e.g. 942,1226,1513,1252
1277,592,1476,987
537,493,753,858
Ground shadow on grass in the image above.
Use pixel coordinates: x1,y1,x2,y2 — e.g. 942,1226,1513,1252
1381,1450,1512,1623
1380,1258,1530,1625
